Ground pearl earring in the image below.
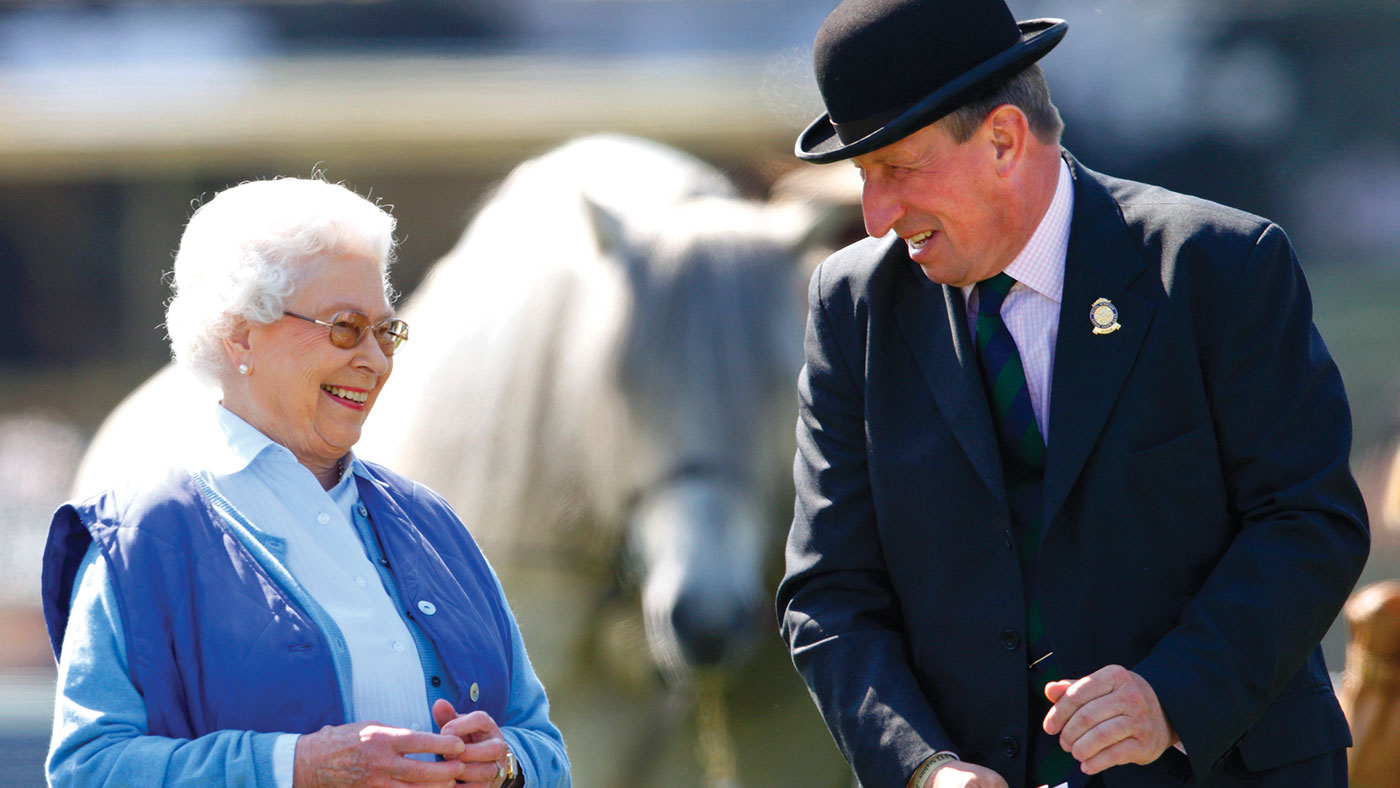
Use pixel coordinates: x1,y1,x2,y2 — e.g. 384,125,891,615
238,362,250,376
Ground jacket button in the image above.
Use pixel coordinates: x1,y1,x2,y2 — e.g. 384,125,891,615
417,600,437,616
1000,736,1019,757
469,682,480,702
1000,629,1020,650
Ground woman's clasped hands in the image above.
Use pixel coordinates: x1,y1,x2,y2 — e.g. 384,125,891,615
292,699,513,788
433,699,515,788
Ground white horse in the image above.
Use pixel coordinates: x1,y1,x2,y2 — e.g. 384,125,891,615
362,134,848,787
74,135,851,787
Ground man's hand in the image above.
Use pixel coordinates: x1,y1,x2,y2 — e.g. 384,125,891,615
1041,664,1178,775
432,698,511,788
921,760,1009,788
293,721,467,787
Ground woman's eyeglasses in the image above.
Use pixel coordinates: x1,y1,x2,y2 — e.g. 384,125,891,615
283,310,410,355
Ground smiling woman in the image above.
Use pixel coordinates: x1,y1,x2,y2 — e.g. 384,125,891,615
40,177,569,788
220,249,397,488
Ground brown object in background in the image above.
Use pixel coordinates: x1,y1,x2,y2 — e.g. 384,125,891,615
1383,443,1400,533
0,606,53,670
1342,580,1400,788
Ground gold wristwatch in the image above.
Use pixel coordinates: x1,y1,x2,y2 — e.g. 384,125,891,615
502,746,521,787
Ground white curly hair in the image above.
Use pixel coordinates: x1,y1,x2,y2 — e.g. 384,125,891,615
164,177,397,386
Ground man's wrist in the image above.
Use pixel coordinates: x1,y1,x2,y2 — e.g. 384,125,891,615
907,751,959,788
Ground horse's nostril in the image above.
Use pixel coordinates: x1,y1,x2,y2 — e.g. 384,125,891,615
669,596,758,666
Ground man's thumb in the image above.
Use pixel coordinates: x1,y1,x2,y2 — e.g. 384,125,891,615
1043,679,1074,703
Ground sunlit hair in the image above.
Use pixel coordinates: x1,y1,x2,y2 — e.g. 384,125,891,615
164,177,398,386
943,63,1064,145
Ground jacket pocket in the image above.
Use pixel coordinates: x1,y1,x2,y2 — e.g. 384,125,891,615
1125,419,1216,465
1234,684,1351,772
1123,420,1231,579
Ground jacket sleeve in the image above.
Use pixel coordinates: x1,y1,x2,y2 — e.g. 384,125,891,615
47,544,287,788
776,260,956,788
1133,223,1369,777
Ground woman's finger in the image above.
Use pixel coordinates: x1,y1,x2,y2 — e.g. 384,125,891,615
373,727,468,758
457,738,507,764
432,698,459,730
388,755,466,784
440,710,501,741
453,758,505,785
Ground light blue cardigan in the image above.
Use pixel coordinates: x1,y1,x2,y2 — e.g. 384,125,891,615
45,440,569,788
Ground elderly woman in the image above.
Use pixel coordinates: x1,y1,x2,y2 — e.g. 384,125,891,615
41,178,570,788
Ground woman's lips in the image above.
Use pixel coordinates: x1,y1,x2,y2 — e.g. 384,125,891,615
322,384,368,410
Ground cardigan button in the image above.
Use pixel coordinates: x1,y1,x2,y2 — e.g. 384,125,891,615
431,676,442,687
417,600,437,616
469,682,480,702
357,504,369,517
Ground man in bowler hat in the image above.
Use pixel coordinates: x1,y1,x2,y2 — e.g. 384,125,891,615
776,1,1370,787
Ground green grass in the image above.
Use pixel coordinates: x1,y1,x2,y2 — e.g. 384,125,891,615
1307,261,1400,457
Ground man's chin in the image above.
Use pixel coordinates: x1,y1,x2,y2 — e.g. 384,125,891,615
913,260,965,287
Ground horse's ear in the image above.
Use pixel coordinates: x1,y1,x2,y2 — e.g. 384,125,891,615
769,163,868,270
582,194,628,259
795,200,862,254
767,200,864,277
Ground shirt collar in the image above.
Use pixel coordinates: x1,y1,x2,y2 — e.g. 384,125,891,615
204,403,357,492
962,157,1074,304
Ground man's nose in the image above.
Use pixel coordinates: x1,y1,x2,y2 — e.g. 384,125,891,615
861,178,901,239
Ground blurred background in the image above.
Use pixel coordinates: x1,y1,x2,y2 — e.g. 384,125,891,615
2,1,1399,786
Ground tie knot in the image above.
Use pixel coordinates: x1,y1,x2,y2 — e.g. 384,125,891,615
975,272,1017,316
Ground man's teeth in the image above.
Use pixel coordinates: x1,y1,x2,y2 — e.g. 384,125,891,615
323,385,368,403
908,231,933,249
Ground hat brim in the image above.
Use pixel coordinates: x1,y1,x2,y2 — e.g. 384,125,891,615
796,18,1067,163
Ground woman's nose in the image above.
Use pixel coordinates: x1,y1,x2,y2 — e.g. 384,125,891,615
356,335,391,376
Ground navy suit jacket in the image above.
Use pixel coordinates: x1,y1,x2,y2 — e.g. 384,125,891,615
777,154,1369,788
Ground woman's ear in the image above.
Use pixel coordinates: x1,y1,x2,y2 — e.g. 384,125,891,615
222,317,252,363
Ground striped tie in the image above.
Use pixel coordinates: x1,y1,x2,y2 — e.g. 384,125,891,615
974,273,1083,788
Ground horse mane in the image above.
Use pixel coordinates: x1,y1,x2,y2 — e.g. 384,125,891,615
358,135,805,562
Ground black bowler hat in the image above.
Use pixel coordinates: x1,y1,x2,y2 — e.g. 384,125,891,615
796,0,1067,163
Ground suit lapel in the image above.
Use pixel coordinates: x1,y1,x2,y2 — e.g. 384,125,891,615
893,262,1005,503
1041,157,1156,529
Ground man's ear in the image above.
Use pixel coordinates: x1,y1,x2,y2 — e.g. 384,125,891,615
984,104,1030,175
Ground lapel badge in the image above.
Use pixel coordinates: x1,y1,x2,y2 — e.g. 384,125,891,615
1089,298,1121,335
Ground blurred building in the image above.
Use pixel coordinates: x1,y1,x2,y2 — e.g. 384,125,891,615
2,3,1399,785
3,0,1399,371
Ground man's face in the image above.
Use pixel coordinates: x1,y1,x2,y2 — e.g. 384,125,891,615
852,120,1020,287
